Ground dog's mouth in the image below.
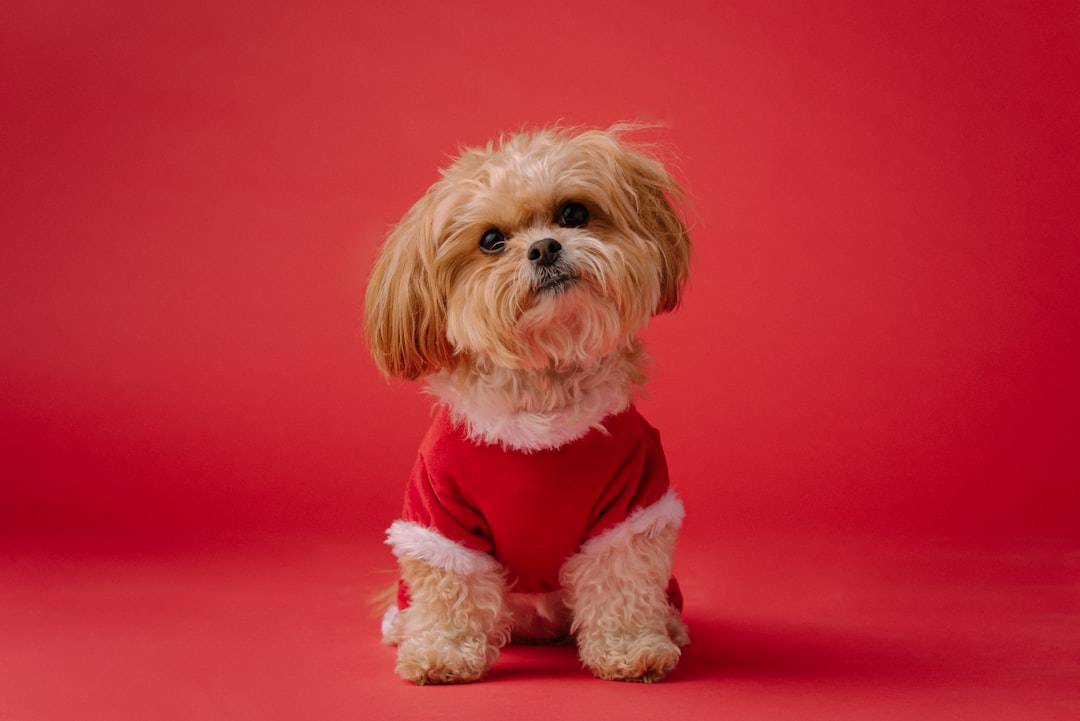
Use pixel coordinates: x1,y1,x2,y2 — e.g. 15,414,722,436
533,270,578,295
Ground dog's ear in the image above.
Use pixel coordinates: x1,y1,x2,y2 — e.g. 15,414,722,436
365,191,454,380
616,143,691,315
578,127,691,315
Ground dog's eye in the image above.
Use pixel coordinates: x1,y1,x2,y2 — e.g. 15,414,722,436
557,202,589,229
479,228,507,254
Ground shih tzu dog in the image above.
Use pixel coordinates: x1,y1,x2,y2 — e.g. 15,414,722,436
365,125,691,684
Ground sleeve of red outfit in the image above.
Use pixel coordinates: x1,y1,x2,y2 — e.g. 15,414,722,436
584,423,673,541
399,444,494,555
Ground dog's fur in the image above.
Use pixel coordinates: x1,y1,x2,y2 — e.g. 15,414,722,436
366,125,691,683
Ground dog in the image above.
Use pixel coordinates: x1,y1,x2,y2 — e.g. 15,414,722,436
365,125,691,684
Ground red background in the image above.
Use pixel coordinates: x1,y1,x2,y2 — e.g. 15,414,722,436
2,2,1078,719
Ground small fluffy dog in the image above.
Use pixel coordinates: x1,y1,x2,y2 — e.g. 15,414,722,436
366,126,691,684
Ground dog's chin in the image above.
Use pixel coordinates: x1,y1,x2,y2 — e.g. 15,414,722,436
510,288,637,371
532,271,578,297
448,268,651,373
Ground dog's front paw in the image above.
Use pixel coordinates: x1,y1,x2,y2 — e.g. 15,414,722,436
395,633,493,685
578,630,681,683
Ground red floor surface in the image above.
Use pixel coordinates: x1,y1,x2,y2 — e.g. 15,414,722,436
2,533,1078,720
2,1,1078,719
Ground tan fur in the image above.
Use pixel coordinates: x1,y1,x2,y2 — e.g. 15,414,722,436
367,126,691,684
560,525,687,682
505,590,573,643
390,558,512,685
364,126,690,380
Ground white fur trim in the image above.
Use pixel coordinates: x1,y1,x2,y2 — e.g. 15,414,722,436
424,347,644,453
445,397,621,453
427,378,629,453
578,490,685,556
385,520,502,575
381,605,399,643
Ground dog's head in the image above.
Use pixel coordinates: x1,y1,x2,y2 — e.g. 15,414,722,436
365,126,690,379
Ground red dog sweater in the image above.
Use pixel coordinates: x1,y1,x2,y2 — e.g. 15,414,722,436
386,404,684,612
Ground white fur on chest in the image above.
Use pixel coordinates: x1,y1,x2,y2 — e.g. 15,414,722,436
425,347,646,453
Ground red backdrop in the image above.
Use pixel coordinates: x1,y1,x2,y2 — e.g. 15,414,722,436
2,2,1077,719
3,0,1077,541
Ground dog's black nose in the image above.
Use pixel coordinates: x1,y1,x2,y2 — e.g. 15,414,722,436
527,238,562,267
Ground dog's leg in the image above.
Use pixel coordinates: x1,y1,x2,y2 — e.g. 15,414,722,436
393,557,511,684
561,524,687,682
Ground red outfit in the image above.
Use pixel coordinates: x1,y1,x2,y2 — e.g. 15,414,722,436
389,404,682,610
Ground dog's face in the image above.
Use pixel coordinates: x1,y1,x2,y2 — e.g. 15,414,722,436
366,128,690,379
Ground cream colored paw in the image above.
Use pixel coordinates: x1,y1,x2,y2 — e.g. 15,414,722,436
395,633,493,685
578,630,681,683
